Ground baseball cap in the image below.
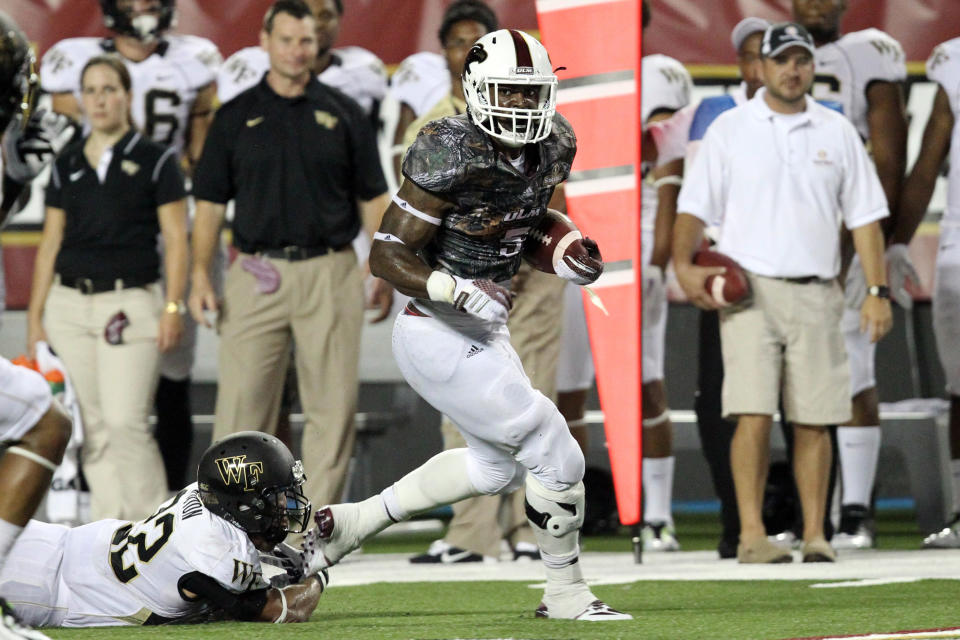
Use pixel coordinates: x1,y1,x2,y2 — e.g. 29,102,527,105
760,22,816,58
731,17,770,53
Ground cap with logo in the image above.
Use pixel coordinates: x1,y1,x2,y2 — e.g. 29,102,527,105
760,22,816,58
731,17,771,53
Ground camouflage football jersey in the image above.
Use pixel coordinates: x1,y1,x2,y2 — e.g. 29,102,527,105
401,113,576,284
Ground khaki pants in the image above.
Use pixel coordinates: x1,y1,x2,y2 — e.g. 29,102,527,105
44,282,167,521
213,250,363,508
442,264,566,556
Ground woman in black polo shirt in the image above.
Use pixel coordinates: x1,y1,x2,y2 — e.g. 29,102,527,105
26,55,188,521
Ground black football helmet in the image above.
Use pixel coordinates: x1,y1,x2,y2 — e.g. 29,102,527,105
99,0,176,42
197,431,311,545
0,11,37,132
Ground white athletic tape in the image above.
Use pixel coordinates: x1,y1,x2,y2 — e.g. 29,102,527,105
392,194,442,226
642,411,670,428
5,446,58,473
274,587,288,624
711,276,728,305
426,271,456,303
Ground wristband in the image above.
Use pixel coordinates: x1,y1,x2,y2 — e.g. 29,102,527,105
426,271,455,303
274,587,288,624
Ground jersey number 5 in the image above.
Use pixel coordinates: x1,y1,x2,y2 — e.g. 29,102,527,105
109,491,182,583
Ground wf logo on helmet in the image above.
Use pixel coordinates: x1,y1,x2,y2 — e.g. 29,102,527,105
215,455,264,492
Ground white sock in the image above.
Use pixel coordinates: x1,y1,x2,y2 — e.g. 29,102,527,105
642,456,674,524
951,459,960,515
0,518,23,570
837,426,881,506
386,449,480,518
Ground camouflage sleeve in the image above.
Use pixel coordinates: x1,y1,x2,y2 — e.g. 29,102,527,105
401,117,468,194
552,113,578,177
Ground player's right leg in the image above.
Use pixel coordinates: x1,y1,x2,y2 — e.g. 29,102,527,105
924,242,960,549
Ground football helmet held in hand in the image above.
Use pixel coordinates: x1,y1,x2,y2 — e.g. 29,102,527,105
3,109,77,183
197,431,311,546
462,29,557,147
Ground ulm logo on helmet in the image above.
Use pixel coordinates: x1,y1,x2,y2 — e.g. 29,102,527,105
512,67,535,75
215,455,264,492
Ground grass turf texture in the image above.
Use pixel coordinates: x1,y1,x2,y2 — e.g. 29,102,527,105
41,580,960,640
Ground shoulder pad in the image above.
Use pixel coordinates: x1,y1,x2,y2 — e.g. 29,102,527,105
836,29,906,84
218,47,268,104
641,54,693,123
40,38,103,93
402,115,481,193
927,38,960,92
689,95,737,142
164,35,222,89
390,52,449,116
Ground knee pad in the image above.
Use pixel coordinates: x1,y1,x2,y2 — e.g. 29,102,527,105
524,474,585,539
516,403,585,490
466,451,525,496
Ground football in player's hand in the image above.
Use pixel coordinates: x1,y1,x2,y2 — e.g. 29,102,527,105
523,209,602,284
693,249,750,305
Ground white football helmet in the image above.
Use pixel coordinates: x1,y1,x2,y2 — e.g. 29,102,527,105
462,29,557,148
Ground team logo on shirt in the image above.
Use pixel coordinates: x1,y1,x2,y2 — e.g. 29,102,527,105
813,149,834,166
314,110,338,129
121,160,140,176
215,455,264,492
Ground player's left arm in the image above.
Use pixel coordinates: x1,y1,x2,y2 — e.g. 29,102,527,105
178,571,325,623
185,83,217,174
865,80,907,238
369,179,447,299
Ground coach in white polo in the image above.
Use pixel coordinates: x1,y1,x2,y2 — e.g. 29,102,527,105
672,22,892,564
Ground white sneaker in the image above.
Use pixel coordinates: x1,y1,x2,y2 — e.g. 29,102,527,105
300,505,362,574
536,598,633,621
0,599,51,640
641,521,679,552
923,513,960,549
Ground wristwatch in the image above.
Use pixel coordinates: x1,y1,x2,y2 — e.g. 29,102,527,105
867,285,890,300
164,300,186,315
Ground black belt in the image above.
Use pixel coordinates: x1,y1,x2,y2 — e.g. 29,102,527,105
59,275,156,294
776,275,830,285
256,245,350,261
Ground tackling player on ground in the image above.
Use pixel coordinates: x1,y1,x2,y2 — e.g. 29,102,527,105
793,0,911,550
0,432,328,627
898,37,960,549
300,29,629,621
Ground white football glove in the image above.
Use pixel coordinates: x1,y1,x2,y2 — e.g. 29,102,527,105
886,243,919,309
425,271,513,324
2,109,76,183
642,264,667,327
844,255,867,311
556,237,604,285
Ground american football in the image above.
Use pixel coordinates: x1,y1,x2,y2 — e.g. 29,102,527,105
523,209,600,284
693,249,750,305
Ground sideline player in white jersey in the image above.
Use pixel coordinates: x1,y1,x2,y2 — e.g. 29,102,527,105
40,0,222,494
636,0,693,552
217,0,387,118
793,0,910,550
0,13,74,639
898,38,960,548
0,432,328,627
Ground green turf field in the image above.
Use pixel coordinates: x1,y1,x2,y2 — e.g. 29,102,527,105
42,580,960,640
35,511,960,640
